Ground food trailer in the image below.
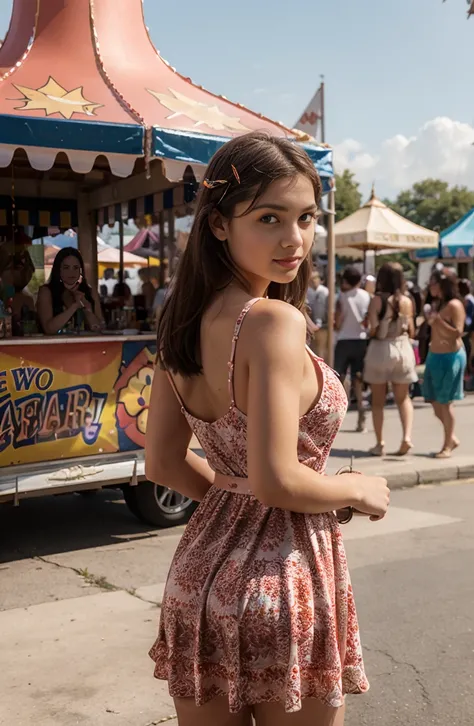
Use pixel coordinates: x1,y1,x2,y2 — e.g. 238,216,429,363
0,0,334,526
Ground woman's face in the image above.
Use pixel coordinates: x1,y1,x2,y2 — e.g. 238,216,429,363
60,256,82,288
429,277,441,299
214,174,317,292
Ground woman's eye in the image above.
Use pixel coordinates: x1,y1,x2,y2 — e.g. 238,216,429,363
300,212,316,223
260,214,278,224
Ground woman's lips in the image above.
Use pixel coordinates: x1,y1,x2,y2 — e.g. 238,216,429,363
273,257,302,270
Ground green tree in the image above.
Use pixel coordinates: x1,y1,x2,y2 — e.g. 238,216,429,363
335,169,362,222
386,179,474,231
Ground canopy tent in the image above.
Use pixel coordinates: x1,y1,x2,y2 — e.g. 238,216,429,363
413,207,474,262
97,242,147,268
125,226,159,254
335,187,439,254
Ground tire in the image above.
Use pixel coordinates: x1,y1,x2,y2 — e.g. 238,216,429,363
122,481,198,528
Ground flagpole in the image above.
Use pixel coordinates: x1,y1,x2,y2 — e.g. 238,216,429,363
320,77,325,144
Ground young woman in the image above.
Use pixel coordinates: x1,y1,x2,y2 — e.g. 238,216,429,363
37,247,103,335
363,263,417,456
146,131,389,726
423,267,466,458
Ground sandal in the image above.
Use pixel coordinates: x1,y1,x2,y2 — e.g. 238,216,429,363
369,443,385,457
435,448,452,459
435,438,460,459
395,440,413,456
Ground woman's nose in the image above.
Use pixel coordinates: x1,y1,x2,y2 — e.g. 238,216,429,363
281,223,304,249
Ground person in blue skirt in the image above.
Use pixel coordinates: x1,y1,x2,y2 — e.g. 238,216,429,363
423,267,466,458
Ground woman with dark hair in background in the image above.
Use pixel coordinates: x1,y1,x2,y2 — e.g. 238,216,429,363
37,247,102,335
423,267,466,458
364,263,417,456
145,131,389,725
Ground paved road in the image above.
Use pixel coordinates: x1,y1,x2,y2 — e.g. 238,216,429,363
1,477,473,725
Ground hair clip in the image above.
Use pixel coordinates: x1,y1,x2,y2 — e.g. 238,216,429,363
203,178,228,189
231,164,240,184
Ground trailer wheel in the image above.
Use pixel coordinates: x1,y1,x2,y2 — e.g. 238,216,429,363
122,481,197,528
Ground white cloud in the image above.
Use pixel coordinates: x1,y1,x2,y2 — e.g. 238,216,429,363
333,117,474,197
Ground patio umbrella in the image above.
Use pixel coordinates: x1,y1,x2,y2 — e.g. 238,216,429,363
97,243,147,267
335,187,439,256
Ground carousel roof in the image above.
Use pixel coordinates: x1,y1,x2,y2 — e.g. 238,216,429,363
0,0,333,185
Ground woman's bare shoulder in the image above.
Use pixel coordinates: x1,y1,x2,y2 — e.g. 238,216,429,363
37,285,51,300
446,298,465,313
244,298,306,336
399,293,414,309
237,299,307,363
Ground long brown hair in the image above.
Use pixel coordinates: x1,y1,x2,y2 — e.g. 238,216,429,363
430,267,460,305
158,131,322,376
375,262,405,320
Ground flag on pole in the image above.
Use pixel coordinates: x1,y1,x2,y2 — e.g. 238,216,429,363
294,83,324,142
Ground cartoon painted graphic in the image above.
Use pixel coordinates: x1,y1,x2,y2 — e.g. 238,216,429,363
148,87,249,132
13,77,102,119
0,340,156,468
114,346,155,449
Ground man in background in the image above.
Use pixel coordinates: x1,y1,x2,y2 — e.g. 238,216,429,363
334,265,371,432
98,267,115,297
306,271,329,361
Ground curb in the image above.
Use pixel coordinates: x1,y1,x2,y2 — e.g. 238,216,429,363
385,463,474,490
193,447,474,492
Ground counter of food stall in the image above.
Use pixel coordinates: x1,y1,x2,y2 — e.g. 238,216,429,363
0,333,199,527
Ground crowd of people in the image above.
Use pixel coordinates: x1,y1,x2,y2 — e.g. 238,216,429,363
306,261,473,458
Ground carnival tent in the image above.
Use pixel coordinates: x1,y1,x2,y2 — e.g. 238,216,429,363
97,243,146,268
0,0,333,203
416,207,474,262
335,188,439,253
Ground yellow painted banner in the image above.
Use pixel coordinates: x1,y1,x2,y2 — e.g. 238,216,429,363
0,340,156,467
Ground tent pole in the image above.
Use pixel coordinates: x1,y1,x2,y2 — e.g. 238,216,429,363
159,211,165,288
119,218,124,284
326,188,336,368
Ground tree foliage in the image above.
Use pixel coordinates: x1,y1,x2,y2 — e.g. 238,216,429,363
335,170,362,222
385,179,474,231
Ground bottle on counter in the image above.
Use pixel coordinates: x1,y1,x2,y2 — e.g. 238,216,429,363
5,298,13,338
0,300,5,339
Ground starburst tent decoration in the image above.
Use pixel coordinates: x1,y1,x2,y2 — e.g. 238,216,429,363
0,0,333,190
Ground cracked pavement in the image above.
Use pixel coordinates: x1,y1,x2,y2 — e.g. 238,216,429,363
1,480,474,724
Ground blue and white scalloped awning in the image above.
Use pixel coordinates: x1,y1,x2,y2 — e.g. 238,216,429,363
0,115,144,178
412,207,474,261
152,127,334,193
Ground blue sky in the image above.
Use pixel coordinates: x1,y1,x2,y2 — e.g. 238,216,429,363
1,0,473,196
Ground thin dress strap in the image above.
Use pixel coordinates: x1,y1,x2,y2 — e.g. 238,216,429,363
228,298,262,407
160,352,186,415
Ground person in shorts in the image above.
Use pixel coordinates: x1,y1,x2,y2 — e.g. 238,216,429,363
334,266,371,431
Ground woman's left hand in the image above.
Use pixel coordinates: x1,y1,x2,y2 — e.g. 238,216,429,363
72,289,92,312
427,311,438,326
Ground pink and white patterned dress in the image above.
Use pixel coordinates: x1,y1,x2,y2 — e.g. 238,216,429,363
149,298,369,714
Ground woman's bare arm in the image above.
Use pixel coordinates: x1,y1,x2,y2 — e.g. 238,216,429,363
86,287,104,328
145,366,214,501
244,300,387,515
432,299,465,340
367,295,382,337
36,285,79,335
400,295,415,338
334,296,343,331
